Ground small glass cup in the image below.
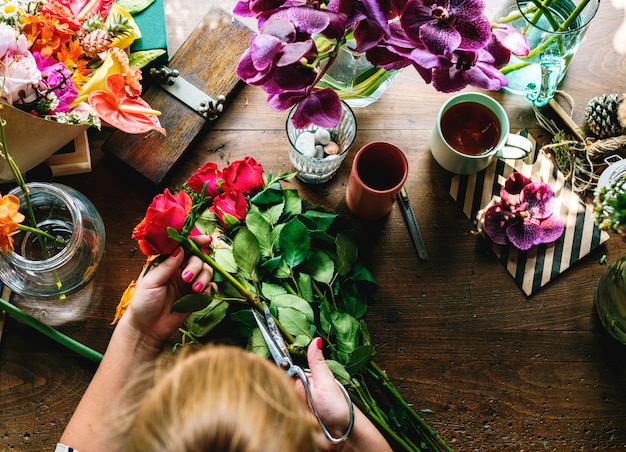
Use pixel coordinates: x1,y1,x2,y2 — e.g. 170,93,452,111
286,101,357,184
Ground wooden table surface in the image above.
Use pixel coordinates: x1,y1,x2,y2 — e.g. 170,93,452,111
2,1,626,450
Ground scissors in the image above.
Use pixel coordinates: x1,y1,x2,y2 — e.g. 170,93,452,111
252,302,355,444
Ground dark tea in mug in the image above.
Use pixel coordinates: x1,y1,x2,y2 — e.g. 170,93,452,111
440,101,501,156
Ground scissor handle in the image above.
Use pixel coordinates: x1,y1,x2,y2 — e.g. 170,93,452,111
289,366,355,444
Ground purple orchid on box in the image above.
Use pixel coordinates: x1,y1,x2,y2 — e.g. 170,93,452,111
234,0,530,128
483,172,564,251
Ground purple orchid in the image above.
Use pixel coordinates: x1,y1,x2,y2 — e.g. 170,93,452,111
236,17,317,92
33,52,78,114
483,172,564,251
234,0,530,128
400,0,492,55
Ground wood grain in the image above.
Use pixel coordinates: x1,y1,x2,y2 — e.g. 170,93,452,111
103,6,253,185
1,1,626,451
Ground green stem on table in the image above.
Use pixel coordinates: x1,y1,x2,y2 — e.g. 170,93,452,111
366,361,454,452
0,297,103,363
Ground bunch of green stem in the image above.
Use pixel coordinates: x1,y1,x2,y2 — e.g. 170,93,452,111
177,233,450,452
499,0,592,75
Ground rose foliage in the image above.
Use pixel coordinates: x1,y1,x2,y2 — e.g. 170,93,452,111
235,0,530,128
483,172,564,251
0,0,165,134
128,156,452,451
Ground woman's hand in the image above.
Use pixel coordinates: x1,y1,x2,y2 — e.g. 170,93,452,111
299,338,392,452
120,235,216,351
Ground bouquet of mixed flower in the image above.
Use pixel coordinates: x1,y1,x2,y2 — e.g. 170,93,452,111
234,0,530,128
0,0,165,134
116,156,451,451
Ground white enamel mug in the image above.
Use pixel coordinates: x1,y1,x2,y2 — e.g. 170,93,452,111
430,92,532,174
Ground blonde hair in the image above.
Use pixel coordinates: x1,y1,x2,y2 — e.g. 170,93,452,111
112,345,319,452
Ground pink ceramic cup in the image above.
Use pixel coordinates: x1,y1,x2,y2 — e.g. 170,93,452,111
345,142,408,220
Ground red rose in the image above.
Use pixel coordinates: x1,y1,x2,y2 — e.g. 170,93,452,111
222,157,265,196
210,189,248,229
187,162,223,197
132,189,192,255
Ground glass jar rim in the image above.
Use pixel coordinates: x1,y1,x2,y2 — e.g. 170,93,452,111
6,182,82,267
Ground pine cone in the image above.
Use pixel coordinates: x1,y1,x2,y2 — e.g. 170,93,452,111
81,28,111,59
585,93,625,139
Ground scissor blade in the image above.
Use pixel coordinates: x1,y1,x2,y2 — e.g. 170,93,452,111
252,306,289,365
262,303,289,357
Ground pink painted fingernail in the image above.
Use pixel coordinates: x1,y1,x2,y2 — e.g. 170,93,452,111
193,282,203,293
315,337,323,350
172,247,182,258
182,271,193,282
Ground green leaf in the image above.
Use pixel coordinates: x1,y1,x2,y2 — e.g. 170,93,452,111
349,261,378,286
276,306,311,338
271,294,314,322
331,311,360,354
117,0,155,14
246,205,274,257
306,250,335,284
233,228,260,276
303,210,337,231
266,203,285,224
261,282,288,298
326,359,352,385
293,334,312,347
214,248,237,273
278,219,310,267
251,181,284,205
346,344,374,375
172,293,214,313
335,231,357,276
249,327,271,358
297,272,313,304
339,284,368,319
283,188,302,216
186,299,229,338
260,256,282,275
128,49,166,69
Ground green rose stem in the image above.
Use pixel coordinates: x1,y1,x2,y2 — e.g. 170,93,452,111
0,296,103,363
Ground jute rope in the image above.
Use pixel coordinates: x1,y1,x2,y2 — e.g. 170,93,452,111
531,91,626,194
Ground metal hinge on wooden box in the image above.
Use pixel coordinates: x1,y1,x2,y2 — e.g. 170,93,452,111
103,6,253,185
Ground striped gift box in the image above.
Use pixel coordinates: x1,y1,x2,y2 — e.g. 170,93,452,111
449,132,609,296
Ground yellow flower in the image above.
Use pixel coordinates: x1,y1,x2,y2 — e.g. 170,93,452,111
111,279,135,325
0,194,25,253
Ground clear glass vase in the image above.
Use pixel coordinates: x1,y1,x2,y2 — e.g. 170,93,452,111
0,182,106,298
316,40,401,108
595,254,626,345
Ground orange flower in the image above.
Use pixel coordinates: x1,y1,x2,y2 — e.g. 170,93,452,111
57,40,93,88
0,194,25,254
111,279,136,325
22,12,72,58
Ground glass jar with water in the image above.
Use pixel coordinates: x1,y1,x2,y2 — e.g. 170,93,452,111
494,0,600,107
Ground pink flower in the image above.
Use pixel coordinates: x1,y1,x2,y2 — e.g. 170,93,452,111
210,189,248,230
187,162,223,198
132,189,192,256
0,24,41,105
222,157,265,196
483,172,564,251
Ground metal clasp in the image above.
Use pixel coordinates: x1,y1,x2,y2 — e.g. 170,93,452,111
149,65,226,121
